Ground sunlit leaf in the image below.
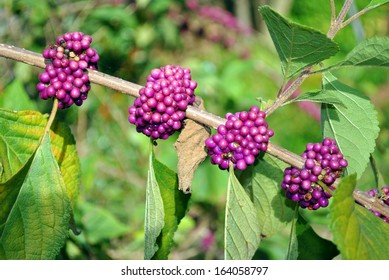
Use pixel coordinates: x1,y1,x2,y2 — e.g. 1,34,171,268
0,79,37,111
152,155,191,260
225,166,261,260
329,174,389,259
144,150,165,260
0,133,70,259
321,73,379,178
259,6,339,78
0,109,80,206
238,154,295,238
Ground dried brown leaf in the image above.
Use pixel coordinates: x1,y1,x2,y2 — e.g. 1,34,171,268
174,97,211,193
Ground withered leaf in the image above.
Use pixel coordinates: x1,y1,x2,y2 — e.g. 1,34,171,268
174,97,211,194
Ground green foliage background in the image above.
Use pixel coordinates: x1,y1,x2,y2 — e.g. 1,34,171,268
0,0,388,259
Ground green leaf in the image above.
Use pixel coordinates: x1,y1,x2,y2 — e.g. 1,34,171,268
225,165,261,260
259,6,339,78
284,91,346,107
144,150,165,260
152,154,191,260
0,109,80,207
0,133,71,259
0,79,37,111
237,154,296,238
288,211,339,260
78,201,130,245
366,0,389,9
329,174,389,259
321,73,379,178
327,37,389,70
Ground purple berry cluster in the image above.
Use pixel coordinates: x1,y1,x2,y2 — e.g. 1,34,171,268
37,31,99,109
365,186,389,223
128,65,197,140
281,138,348,210
205,106,274,171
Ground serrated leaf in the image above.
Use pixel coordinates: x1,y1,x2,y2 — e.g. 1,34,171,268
326,37,389,70
0,79,37,111
225,165,261,260
321,73,379,178
152,155,191,260
144,150,165,260
0,109,80,207
288,211,339,260
284,91,346,107
237,154,296,238
329,174,389,259
0,133,71,259
78,201,130,245
259,6,339,78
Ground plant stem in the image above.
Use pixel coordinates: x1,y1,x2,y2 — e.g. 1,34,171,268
353,190,389,218
0,43,306,168
1,40,389,217
330,0,337,24
44,98,59,136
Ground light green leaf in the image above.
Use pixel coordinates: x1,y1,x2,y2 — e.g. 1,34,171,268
225,165,261,260
152,154,191,260
329,174,389,259
0,133,71,259
366,0,389,9
284,91,346,107
0,109,80,207
78,201,130,245
288,210,339,260
144,150,165,260
237,154,296,238
259,6,339,78
327,37,389,70
321,73,379,178
0,79,37,111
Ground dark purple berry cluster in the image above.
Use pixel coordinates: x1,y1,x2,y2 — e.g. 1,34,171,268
365,186,389,223
281,138,348,210
128,65,197,140
205,106,274,171
37,31,99,109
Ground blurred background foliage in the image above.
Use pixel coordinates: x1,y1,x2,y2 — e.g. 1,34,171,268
0,0,388,259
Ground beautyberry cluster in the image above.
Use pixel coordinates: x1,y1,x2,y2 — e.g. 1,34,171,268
128,65,197,140
205,106,274,171
37,31,99,109
281,138,348,210
365,186,389,223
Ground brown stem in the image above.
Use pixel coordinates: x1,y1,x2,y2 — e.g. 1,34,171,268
1,42,387,217
265,0,355,117
353,190,389,218
0,43,305,168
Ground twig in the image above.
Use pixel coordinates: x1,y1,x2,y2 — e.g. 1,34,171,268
264,0,354,116
0,43,306,168
353,190,389,218
330,0,337,24
2,42,389,217
341,5,376,29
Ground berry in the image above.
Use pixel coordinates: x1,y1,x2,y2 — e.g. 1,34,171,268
281,137,348,210
205,106,274,170
128,65,197,140
37,32,98,109
364,186,389,223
